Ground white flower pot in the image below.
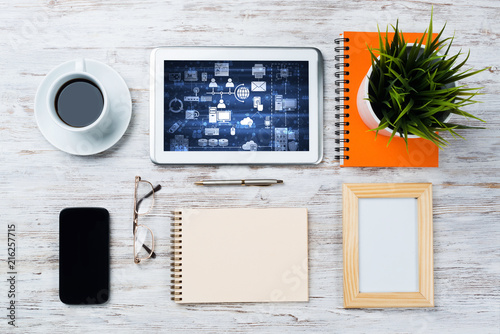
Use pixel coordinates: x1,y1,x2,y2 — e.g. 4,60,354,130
357,45,453,138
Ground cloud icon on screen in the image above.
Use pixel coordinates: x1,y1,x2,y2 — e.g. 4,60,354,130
240,117,254,127
242,140,257,151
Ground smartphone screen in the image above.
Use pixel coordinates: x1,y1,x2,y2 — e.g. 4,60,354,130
59,207,109,305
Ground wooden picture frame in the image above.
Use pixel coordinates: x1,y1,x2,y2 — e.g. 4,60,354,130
343,183,434,308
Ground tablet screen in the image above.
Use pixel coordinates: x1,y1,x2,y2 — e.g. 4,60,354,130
163,61,309,152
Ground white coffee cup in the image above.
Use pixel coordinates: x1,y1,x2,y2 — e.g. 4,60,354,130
46,59,109,133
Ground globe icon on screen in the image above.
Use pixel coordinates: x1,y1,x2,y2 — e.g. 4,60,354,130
236,86,250,100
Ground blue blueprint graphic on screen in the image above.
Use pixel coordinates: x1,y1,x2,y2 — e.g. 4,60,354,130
163,60,309,151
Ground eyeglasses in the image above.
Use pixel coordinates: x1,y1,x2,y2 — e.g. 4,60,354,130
133,176,162,264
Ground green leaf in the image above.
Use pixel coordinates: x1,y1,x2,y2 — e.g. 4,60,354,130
394,99,415,123
366,10,486,149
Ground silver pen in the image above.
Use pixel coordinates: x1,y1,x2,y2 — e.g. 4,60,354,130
194,179,284,186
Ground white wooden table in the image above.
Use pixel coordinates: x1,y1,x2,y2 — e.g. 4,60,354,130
1,0,499,332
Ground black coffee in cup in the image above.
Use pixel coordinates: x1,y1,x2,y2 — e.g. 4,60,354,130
55,79,104,128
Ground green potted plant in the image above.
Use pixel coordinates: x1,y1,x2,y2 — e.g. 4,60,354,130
356,14,486,149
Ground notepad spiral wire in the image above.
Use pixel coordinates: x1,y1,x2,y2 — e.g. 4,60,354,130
334,37,350,161
170,210,183,302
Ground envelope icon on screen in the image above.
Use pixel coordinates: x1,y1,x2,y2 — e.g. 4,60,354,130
251,81,267,92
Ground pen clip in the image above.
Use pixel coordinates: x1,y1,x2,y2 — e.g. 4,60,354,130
242,179,282,186
243,182,271,187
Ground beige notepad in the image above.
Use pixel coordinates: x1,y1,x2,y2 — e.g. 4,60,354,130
170,208,309,303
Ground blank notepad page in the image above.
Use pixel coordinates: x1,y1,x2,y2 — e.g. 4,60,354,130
174,208,309,303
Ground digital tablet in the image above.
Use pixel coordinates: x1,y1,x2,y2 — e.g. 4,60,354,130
150,47,323,164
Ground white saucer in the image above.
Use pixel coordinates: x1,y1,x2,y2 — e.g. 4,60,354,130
35,59,132,155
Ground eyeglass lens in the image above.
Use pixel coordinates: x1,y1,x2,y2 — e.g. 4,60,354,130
134,225,154,260
136,181,154,215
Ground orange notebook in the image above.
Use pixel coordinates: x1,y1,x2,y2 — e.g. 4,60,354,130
336,31,439,167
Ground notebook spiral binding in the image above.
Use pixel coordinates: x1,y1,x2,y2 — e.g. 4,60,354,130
170,210,183,302
334,37,350,161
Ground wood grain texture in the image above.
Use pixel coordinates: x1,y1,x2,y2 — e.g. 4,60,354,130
0,0,499,332
418,184,434,307
343,183,434,308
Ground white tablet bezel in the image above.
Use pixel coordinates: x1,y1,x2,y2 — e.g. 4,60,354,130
150,47,323,164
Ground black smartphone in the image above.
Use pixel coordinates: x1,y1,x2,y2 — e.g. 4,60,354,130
59,207,110,305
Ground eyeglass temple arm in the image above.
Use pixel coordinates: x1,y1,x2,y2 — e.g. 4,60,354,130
142,244,156,259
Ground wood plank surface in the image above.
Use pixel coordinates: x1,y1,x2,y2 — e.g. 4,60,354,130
1,0,499,332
